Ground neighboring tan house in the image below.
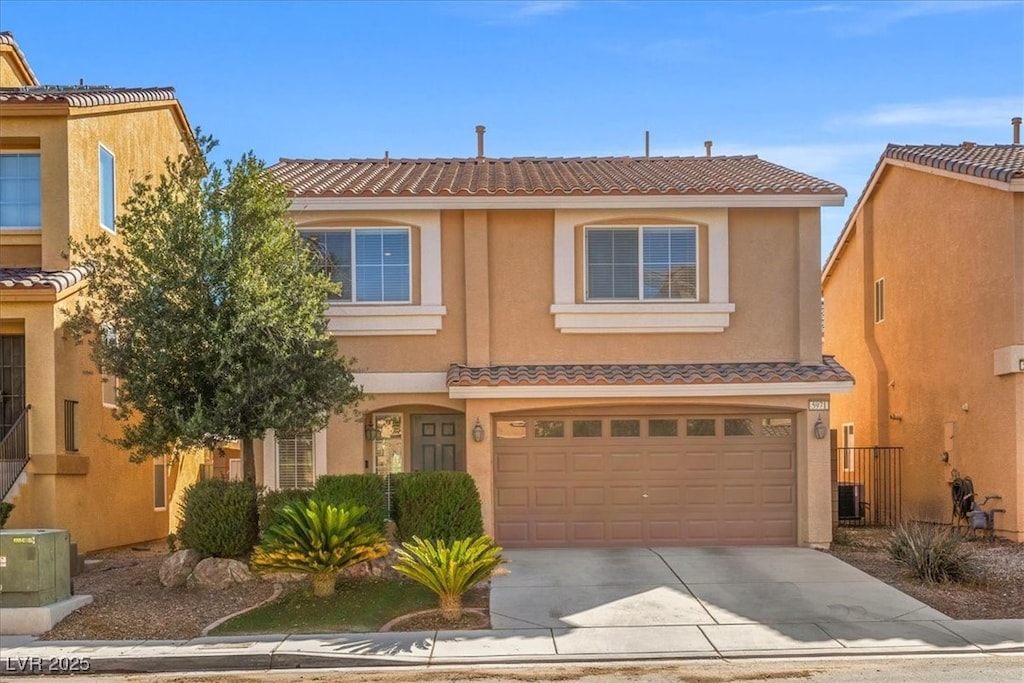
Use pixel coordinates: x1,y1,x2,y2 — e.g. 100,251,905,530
261,130,853,548
0,33,195,551
822,136,1024,541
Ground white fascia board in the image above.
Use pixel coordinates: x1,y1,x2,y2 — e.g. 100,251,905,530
325,305,447,336
449,381,854,399
290,195,846,211
354,372,449,393
550,302,735,334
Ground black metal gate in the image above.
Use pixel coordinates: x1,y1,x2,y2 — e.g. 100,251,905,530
833,446,903,527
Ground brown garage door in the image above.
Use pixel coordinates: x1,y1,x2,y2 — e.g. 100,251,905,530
493,414,796,547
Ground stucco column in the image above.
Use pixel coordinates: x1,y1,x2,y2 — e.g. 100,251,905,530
463,402,495,537
798,409,832,548
797,208,823,365
463,210,490,366
25,305,58,457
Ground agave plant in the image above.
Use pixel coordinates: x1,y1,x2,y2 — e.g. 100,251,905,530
250,500,388,597
392,535,506,621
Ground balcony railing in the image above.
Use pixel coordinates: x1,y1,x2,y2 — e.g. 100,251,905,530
0,405,30,501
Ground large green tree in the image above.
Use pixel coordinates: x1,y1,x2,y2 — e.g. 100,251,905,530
67,135,361,481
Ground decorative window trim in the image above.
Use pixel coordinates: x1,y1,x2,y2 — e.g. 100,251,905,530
0,150,42,230
262,427,327,490
551,209,733,334
99,144,116,232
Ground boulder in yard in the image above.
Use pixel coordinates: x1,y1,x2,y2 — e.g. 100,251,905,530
159,549,202,588
188,557,253,590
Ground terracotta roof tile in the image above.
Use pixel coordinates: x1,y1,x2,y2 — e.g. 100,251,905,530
0,85,177,107
884,144,1024,183
447,357,853,387
0,265,93,293
270,156,846,198
0,32,39,86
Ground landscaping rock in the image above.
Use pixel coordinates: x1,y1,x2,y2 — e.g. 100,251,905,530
159,549,202,588
258,570,307,583
187,557,253,590
340,548,402,580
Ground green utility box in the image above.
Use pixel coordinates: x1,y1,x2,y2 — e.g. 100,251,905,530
0,529,72,607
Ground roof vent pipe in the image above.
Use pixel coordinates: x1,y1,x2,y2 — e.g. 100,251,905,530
704,140,713,158
645,130,650,159
476,125,486,159
384,150,389,167
1013,117,1022,144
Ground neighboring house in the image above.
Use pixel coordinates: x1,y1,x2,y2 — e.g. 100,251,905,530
0,33,195,551
822,135,1024,541
262,130,853,548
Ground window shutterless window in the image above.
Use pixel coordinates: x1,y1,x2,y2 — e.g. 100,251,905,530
99,145,115,232
874,278,885,323
153,456,167,510
300,228,410,302
586,226,697,301
277,431,315,489
0,153,42,228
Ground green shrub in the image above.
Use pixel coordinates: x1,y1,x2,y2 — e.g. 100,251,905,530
395,472,484,542
0,502,13,529
177,479,259,557
392,535,506,620
312,474,388,531
887,522,972,583
251,500,388,596
258,488,312,537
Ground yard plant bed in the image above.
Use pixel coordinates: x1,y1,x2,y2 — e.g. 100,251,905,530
827,526,1024,619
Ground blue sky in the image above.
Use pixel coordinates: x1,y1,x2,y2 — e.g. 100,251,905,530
3,0,1022,260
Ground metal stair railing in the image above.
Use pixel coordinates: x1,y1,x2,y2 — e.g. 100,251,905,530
0,405,31,501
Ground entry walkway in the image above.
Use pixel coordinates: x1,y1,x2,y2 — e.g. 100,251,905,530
0,548,1021,674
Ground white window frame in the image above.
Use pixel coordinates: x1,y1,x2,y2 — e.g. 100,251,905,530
584,225,699,303
300,226,412,304
842,423,855,471
0,150,42,230
99,144,116,232
262,427,327,490
874,278,885,324
153,456,167,510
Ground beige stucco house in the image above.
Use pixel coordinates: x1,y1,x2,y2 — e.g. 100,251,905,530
822,137,1024,541
260,131,853,548
0,33,195,551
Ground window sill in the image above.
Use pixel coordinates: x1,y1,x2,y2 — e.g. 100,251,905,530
325,304,447,336
549,302,735,334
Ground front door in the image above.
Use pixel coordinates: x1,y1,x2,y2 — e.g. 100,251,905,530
410,414,465,472
0,335,26,436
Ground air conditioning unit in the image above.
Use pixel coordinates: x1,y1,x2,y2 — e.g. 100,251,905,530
0,529,72,607
837,483,864,520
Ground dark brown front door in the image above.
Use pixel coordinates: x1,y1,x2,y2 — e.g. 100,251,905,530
411,414,465,472
0,335,26,436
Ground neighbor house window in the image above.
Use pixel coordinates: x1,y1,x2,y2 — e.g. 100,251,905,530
99,145,115,232
874,278,885,323
586,226,697,301
842,423,855,471
153,456,167,510
277,430,315,489
0,152,41,228
64,399,79,452
300,228,410,302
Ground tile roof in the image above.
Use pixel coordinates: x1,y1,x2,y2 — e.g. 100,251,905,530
0,265,93,293
0,32,39,86
270,156,846,198
446,357,853,387
884,144,1024,183
0,85,177,107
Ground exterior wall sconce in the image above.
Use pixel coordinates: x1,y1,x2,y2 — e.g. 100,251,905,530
813,414,827,440
472,418,485,443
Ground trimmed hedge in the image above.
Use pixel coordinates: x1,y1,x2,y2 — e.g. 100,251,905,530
258,487,312,536
313,474,389,531
177,479,259,557
395,472,484,542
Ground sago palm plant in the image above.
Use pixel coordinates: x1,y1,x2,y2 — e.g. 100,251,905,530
392,535,507,621
250,500,388,596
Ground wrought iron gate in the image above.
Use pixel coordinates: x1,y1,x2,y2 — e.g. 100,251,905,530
833,446,903,527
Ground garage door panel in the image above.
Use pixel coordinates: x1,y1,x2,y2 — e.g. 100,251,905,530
684,484,719,505
534,487,567,507
496,521,529,544
722,451,756,472
496,486,529,507
610,453,643,471
647,453,682,472
762,484,795,505
535,521,568,542
646,485,682,504
496,452,529,473
535,452,568,472
723,484,757,505
572,521,607,542
609,485,644,505
762,449,795,471
610,520,643,540
572,453,605,472
685,452,718,472
573,486,606,505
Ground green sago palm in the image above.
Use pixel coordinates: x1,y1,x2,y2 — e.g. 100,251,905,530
250,500,388,596
392,535,507,621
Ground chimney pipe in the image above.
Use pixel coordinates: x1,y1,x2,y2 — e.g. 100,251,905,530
384,150,389,167
704,140,713,158
476,125,486,159
1013,117,1022,144
645,131,650,159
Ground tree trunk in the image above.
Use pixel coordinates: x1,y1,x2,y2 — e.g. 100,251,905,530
242,436,256,483
440,593,462,621
311,572,336,597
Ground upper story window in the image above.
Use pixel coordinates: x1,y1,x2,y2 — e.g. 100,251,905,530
874,278,885,324
301,227,410,303
99,145,116,232
585,226,697,301
0,153,41,229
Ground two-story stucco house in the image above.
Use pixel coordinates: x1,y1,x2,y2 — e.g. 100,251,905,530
823,134,1024,541
0,33,195,551
261,130,853,548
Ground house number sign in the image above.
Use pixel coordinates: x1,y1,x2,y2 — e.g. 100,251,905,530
808,400,830,411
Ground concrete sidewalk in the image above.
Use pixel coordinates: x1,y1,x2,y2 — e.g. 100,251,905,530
0,547,1020,674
